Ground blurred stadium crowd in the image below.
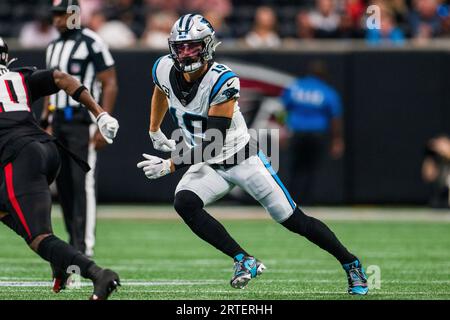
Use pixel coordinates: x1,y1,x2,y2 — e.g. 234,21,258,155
3,0,450,48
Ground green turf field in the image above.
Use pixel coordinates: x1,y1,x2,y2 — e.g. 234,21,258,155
0,207,449,300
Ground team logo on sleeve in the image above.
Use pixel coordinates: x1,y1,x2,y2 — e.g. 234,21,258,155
222,88,239,99
162,85,171,97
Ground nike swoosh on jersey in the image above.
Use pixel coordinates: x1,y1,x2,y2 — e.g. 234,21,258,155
227,79,235,87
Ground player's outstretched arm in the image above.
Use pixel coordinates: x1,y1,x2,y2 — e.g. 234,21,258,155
137,99,234,180
148,86,176,152
52,69,119,144
93,67,119,149
53,69,102,116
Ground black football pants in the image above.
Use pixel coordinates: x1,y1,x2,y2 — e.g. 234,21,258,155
0,141,60,242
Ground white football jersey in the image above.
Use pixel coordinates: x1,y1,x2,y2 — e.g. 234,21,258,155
153,55,250,164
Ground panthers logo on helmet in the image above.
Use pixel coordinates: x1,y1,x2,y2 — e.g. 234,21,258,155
200,18,214,32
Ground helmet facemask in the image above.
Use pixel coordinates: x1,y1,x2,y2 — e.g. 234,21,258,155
169,39,209,73
0,37,9,68
0,53,8,68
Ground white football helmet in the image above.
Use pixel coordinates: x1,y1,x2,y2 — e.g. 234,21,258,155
168,14,221,73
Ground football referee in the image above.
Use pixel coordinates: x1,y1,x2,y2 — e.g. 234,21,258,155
41,0,118,257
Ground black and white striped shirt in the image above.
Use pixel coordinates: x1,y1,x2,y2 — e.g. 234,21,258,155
46,28,114,110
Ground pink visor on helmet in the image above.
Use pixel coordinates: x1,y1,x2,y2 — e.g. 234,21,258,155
172,41,203,60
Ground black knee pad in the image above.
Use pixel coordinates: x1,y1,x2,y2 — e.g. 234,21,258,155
174,190,204,222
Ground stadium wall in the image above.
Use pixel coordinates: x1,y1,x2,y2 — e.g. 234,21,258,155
13,48,450,205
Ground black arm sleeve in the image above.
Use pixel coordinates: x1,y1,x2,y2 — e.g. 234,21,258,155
27,68,60,103
172,116,232,170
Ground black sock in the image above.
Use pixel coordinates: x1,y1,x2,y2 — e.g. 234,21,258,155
281,207,357,264
37,235,102,280
1,217,101,279
174,190,249,259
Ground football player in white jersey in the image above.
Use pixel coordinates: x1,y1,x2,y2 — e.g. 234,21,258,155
137,14,368,295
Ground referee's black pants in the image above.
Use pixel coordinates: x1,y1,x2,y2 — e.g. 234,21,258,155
53,111,97,257
287,132,327,206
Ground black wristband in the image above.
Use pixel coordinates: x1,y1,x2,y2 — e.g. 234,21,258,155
72,85,87,102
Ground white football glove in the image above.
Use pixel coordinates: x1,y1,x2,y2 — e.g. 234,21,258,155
137,153,172,180
149,129,176,152
96,112,119,144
